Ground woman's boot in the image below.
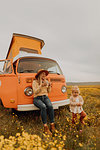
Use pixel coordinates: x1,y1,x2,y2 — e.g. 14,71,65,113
44,125,52,135
50,123,55,133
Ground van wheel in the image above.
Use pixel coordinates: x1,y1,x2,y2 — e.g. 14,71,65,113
0,98,3,106
0,99,12,112
0,98,4,109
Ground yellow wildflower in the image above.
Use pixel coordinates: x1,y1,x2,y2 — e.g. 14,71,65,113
66,118,69,122
16,133,20,137
50,148,57,150
55,129,59,133
63,135,66,140
74,140,76,142
54,140,57,144
54,133,58,136
79,143,83,147
0,135,4,140
76,135,79,138
38,147,45,150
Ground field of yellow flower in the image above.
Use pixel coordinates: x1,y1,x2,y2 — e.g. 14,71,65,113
0,85,100,150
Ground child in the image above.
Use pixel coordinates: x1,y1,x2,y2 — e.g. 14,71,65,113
70,86,86,124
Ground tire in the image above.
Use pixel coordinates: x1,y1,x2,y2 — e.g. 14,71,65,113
0,98,4,110
0,99,15,112
0,98,3,106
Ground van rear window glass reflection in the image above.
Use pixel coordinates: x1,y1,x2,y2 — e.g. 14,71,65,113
0,60,12,74
18,57,63,74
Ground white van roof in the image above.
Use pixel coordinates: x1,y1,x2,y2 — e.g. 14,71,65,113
13,51,56,63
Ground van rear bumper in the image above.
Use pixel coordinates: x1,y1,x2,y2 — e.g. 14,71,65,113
17,99,70,111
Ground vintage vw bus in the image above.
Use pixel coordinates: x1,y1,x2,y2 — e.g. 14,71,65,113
0,33,69,111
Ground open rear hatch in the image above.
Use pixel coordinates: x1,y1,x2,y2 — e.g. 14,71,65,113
6,33,45,61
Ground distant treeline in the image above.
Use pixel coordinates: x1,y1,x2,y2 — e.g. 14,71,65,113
66,82,100,86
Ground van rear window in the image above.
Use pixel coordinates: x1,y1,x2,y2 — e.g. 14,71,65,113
0,60,12,74
17,57,63,74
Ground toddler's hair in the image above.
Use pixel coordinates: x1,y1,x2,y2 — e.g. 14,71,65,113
71,85,80,94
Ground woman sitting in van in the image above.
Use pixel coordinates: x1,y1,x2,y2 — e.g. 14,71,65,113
32,69,55,135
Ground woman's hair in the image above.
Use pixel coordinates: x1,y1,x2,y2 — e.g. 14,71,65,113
37,75,41,85
71,85,80,94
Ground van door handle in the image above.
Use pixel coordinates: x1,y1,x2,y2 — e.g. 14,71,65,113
18,76,20,84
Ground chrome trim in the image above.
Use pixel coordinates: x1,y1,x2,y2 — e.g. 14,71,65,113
61,86,67,93
24,87,33,96
17,99,70,111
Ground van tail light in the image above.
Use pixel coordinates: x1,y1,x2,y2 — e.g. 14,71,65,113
61,86,67,93
24,87,33,96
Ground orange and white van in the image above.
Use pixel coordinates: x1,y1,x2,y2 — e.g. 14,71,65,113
0,33,69,111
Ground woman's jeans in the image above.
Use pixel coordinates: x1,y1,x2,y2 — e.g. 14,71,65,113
33,95,54,124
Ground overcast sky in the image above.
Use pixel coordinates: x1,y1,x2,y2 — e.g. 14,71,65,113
0,0,100,82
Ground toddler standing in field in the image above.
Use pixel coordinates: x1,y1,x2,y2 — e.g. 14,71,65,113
70,86,86,124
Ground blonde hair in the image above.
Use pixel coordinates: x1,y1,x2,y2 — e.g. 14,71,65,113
71,86,80,94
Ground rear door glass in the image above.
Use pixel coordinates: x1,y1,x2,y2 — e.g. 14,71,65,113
0,60,12,74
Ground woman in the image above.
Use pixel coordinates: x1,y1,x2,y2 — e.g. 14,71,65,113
32,69,55,135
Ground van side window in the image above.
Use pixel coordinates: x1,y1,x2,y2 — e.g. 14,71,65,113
0,60,12,74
